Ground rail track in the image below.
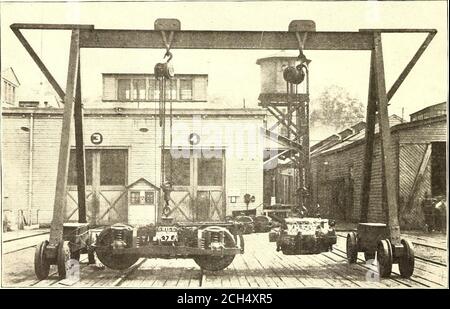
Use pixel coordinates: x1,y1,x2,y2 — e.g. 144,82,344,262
3,231,50,255
3,233,447,288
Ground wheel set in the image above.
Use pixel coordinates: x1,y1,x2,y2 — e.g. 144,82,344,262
34,240,76,280
346,230,415,278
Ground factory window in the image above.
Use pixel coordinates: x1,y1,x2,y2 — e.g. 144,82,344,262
180,79,193,100
132,79,146,100
68,150,94,185
198,157,223,186
165,79,177,100
164,151,190,186
147,78,177,101
117,79,131,100
100,150,127,186
148,79,158,100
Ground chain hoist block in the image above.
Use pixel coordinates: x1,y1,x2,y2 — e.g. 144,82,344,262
154,62,174,79
283,65,306,85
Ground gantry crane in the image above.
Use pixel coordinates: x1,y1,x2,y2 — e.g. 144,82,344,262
11,19,436,279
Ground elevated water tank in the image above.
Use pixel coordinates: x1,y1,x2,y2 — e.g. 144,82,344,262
256,50,298,94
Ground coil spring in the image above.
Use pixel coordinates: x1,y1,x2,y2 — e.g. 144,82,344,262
115,229,124,241
136,236,140,248
199,237,205,249
211,232,220,243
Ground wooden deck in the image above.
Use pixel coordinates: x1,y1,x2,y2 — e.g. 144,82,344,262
2,232,447,288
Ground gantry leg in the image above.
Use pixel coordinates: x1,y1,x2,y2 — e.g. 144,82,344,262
359,50,377,223
372,32,400,244
48,29,81,248
74,54,87,224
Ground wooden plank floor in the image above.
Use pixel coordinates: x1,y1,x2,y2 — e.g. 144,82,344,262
3,233,447,288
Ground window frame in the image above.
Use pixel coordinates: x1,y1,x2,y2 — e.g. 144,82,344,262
179,78,193,101
117,78,132,101
67,147,129,190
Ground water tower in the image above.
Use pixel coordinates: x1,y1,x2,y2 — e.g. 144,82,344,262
257,41,312,212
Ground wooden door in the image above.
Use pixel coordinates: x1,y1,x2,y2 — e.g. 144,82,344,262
66,148,128,225
163,149,225,222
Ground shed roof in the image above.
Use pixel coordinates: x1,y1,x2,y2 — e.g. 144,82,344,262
1,67,20,86
311,114,403,157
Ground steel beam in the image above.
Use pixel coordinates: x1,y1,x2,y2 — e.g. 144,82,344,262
373,32,401,244
49,30,80,246
74,55,87,224
79,29,373,50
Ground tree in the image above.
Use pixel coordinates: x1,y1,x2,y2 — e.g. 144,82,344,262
310,85,365,131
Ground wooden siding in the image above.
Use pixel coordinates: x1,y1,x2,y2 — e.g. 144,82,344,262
2,117,30,226
2,111,264,225
311,118,446,229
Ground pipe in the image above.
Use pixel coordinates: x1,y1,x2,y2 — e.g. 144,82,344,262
28,113,34,225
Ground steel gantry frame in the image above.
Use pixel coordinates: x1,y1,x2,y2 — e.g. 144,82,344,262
11,20,436,265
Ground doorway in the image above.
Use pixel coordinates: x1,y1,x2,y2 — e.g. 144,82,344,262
66,148,128,225
431,142,446,197
163,149,225,222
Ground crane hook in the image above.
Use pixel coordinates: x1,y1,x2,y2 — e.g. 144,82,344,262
164,50,173,63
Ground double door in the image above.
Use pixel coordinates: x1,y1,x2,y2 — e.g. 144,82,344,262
66,148,128,225
163,149,225,222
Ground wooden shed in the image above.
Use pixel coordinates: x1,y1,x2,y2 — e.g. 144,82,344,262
310,105,447,230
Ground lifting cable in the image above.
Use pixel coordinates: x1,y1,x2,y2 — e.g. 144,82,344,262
155,30,175,217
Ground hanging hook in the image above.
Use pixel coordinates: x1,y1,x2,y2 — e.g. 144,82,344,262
164,50,173,63
295,32,311,66
161,30,175,62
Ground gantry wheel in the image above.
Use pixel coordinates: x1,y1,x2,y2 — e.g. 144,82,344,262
364,251,375,261
57,241,71,279
34,240,50,280
95,227,139,270
346,232,358,263
70,250,80,261
398,239,415,278
377,239,393,278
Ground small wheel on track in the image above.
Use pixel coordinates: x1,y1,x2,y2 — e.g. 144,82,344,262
57,240,71,279
377,239,393,278
346,232,358,263
34,240,50,280
398,239,415,278
95,227,139,270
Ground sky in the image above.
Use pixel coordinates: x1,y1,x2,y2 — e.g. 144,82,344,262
1,0,448,120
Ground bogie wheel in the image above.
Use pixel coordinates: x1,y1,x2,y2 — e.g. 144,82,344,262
398,239,415,278
193,227,236,271
377,239,393,278
57,241,71,280
95,227,139,270
346,232,358,263
193,255,235,271
364,251,375,261
34,240,50,280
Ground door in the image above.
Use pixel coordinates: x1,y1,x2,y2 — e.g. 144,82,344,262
163,149,225,222
66,148,128,225
331,178,346,221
